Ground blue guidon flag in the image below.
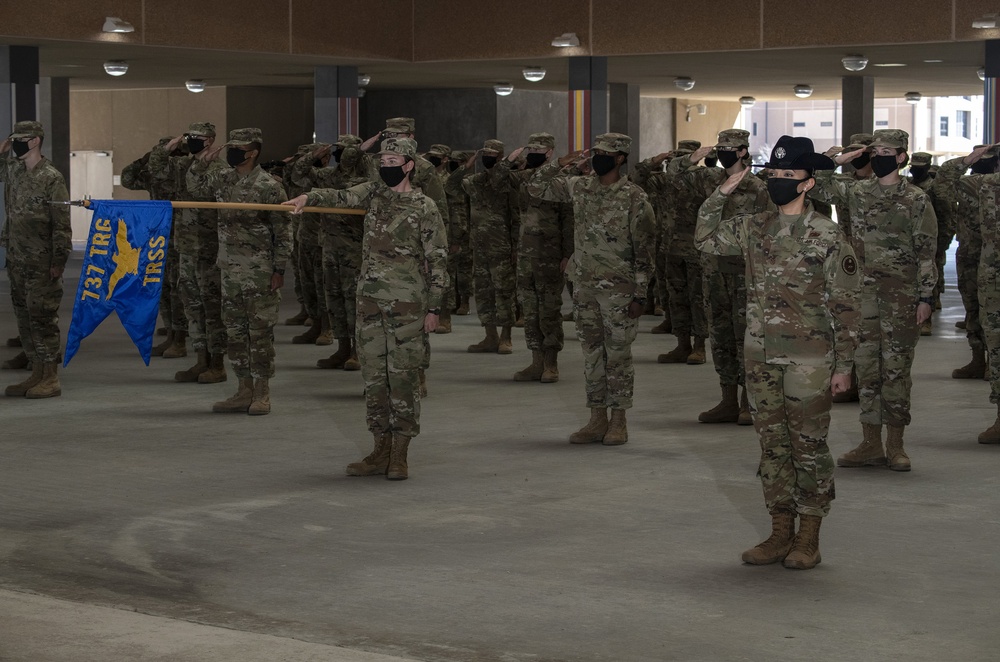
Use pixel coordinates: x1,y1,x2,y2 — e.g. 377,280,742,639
64,200,174,366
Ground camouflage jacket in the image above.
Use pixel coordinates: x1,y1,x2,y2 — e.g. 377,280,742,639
454,164,519,256
121,152,184,201
911,173,957,252
938,158,1000,287
305,182,448,309
289,147,368,249
149,146,228,255
525,162,655,297
442,168,470,248
497,159,573,263
0,155,71,268
186,163,292,273
696,192,860,372
364,153,449,223
633,156,710,259
668,155,772,271
810,172,873,237
811,170,938,299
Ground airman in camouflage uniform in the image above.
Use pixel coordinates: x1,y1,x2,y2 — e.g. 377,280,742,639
811,129,937,472
909,152,956,335
287,137,448,480
426,143,456,333
149,122,230,385
526,132,656,445
633,140,709,365
444,150,474,315
499,132,574,383
696,135,860,570
120,137,189,359
453,139,519,354
0,121,70,398
186,128,291,415
670,129,772,425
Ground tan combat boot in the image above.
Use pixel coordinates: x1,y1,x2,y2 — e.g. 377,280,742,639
741,511,796,565
25,362,62,399
198,352,228,384
317,337,351,369
5,360,43,397
285,305,308,325
344,339,361,371
212,377,253,413
161,329,188,359
419,369,428,398
455,297,470,315
247,378,271,415
603,409,628,445
698,384,740,423
435,309,452,334
467,326,500,353
2,350,30,370
386,434,411,480
540,349,559,383
315,314,334,346
978,405,1000,444
346,433,392,476
658,336,692,363
293,319,321,344
151,330,174,357
953,348,986,379
687,336,707,364
837,423,887,467
738,386,753,426
497,325,513,354
569,407,609,444
919,318,932,336
175,350,210,382
513,350,544,381
885,425,911,471
783,514,823,569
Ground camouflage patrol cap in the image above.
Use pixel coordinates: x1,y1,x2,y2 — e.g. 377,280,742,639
910,152,932,167
527,132,556,150
227,127,263,147
677,139,701,152
298,142,330,154
593,132,632,154
10,120,43,139
845,133,874,151
335,134,362,148
187,121,216,137
385,117,416,134
974,144,1000,157
451,150,474,161
158,136,174,146
870,129,908,151
482,139,504,153
379,137,417,159
427,144,452,157
716,129,749,148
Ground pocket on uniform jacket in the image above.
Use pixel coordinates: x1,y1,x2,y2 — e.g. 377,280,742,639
394,316,426,345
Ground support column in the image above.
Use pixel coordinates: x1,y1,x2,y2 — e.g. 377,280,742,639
609,82,640,173
567,56,608,152
841,75,874,147
314,65,359,144
40,77,70,179
984,40,1000,143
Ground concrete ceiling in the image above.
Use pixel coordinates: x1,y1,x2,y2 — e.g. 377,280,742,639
17,36,989,101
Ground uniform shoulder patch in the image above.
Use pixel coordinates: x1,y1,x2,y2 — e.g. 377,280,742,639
841,254,858,276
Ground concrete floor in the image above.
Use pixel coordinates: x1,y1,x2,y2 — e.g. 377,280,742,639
1,252,998,662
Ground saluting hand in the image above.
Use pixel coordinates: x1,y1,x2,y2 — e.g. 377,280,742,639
964,143,998,166
651,151,672,166
507,147,525,162
690,145,714,164
824,145,844,158
200,144,224,162
282,194,308,214
558,150,585,168
0,138,11,154
833,148,866,167
164,135,184,152
719,167,750,195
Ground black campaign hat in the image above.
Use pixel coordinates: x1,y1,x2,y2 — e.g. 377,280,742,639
764,135,834,172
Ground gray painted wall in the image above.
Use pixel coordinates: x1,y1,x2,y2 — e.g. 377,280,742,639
226,87,314,161
361,88,496,152
639,97,675,161
496,89,568,156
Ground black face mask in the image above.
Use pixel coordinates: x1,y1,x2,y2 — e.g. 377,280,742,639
717,150,741,169
909,166,930,182
870,154,900,178
448,161,461,173
850,152,871,170
481,155,498,169
525,153,548,169
703,157,718,168
767,176,808,207
11,140,31,158
227,148,249,168
313,158,326,168
427,155,442,168
591,153,617,176
187,137,206,155
972,158,998,175
332,148,344,163
380,165,408,187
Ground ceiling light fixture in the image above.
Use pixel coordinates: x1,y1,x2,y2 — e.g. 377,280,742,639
103,60,128,76
551,33,580,48
522,67,546,82
841,56,868,72
674,77,695,92
357,73,371,87
873,63,907,68
793,84,813,98
494,82,514,96
102,16,134,33
904,91,922,104
978,67,987,81
358,88,366,98
973,14,998,29
739,96,756,108
185,79,206,93
923,59,944,63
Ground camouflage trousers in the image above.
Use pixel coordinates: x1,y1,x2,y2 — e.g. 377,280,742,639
323,238,361,340
666,253,707,338
957,243,983,351
290,217,304,306
8,260,63,364
220,267,280,379
745,359,836,518
447,244,473,311
298,241,326,321
856,290,920,426
933,233,954,305
979,281,1000,403
178,250,227,354
517,253,564,352
357,296,425,438
574,287,638,410
474,250,516,327
653,225,669,312
160,236,187,332
702,258,747,386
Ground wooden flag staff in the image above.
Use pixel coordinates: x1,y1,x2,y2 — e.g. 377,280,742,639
56,199,366,216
